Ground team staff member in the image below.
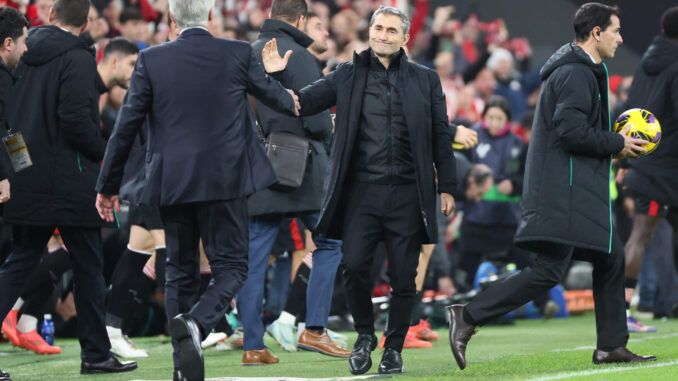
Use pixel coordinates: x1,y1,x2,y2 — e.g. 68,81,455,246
447,3,655,370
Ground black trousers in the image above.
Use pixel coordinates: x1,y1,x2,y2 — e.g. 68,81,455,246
465,234,629,349
160,199,248,367
0,225,110,362
341,182,424,351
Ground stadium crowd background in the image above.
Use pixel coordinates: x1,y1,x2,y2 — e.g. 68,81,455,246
1,0,677,351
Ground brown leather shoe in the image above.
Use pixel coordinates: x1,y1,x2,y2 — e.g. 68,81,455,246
242,348,279,366
298,329,351,358
447,304,477,370
592,347,657,364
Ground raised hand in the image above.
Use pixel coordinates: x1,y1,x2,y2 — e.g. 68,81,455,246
262,38,293,73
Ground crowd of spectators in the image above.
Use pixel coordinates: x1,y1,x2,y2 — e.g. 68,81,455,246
1,0,676,345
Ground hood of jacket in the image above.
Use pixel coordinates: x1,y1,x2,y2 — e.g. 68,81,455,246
540,43,607,81
641,35,678,75
21,25,92,66
259,19,314,49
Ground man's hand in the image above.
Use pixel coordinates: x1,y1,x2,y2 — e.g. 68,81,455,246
95,193,120,223
497,179,513,195
441,192,456,216
88,18,110,41
616,124,648,159
453,125,478,149
287,89,300,116
262,38,293,73
0,179,10,203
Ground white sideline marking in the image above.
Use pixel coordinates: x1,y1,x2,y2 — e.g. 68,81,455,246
132,376,390,381
550,332,678,353
526,360,678,381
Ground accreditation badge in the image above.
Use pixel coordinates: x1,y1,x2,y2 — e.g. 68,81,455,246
3,132,33,172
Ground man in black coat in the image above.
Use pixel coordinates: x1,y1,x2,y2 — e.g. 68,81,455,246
617,6,678,318
239,0,347,365
264,6,457,374
95,0,299,379
0,0,136,376
0,7,27,205
447,3,655,370
0,7,27,381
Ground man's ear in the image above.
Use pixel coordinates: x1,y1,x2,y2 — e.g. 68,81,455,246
109,55,119,70
402,33,410,46
80,20,89,34
2,37,13,52
592,26,601,41
48,7,56,24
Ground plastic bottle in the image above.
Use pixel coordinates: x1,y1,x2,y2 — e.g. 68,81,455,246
41,314,55,346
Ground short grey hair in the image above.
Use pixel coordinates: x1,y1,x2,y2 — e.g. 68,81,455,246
168,0,214,29
370,6,410,35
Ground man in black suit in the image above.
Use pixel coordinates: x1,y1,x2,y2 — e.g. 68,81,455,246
95,0,299,380
263,5,457,375
1,0,136,376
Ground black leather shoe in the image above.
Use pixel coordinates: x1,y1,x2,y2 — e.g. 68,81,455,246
170,314,204,381
447,304,477,370
592,347,657,364
348,333,377,375
80,356,137,374
378,348,403,374
0,369,11,381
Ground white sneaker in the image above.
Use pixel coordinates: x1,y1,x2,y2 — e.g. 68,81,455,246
215,327,243,351
326,328,348,349
109,334,149,358
266,320,297,352
201,331,227,348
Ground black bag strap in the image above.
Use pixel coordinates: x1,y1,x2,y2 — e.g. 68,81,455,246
248,94,266,143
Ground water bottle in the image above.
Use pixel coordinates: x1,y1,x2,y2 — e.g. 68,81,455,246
41,314,55,346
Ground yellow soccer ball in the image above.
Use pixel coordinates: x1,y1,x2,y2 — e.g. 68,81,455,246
613,108,662,156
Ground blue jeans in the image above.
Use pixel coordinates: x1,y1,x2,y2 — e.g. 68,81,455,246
236,212,342,350
265,254,291,316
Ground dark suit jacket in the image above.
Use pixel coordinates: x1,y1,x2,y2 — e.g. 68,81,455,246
96,28,296,205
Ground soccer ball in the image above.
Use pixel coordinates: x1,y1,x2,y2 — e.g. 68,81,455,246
613,108,662,156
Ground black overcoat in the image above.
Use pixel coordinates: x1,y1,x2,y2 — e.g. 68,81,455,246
296,48,457,244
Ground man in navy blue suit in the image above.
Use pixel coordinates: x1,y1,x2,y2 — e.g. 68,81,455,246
94,0,300,379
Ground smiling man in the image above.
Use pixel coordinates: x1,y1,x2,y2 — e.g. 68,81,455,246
262,5,457,375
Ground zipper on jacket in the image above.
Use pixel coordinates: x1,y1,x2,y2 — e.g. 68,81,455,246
569,156,573,187
603,62,613,254
386,70,392,181
77,152,83,172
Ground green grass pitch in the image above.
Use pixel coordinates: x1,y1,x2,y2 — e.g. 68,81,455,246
2,312,677,380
